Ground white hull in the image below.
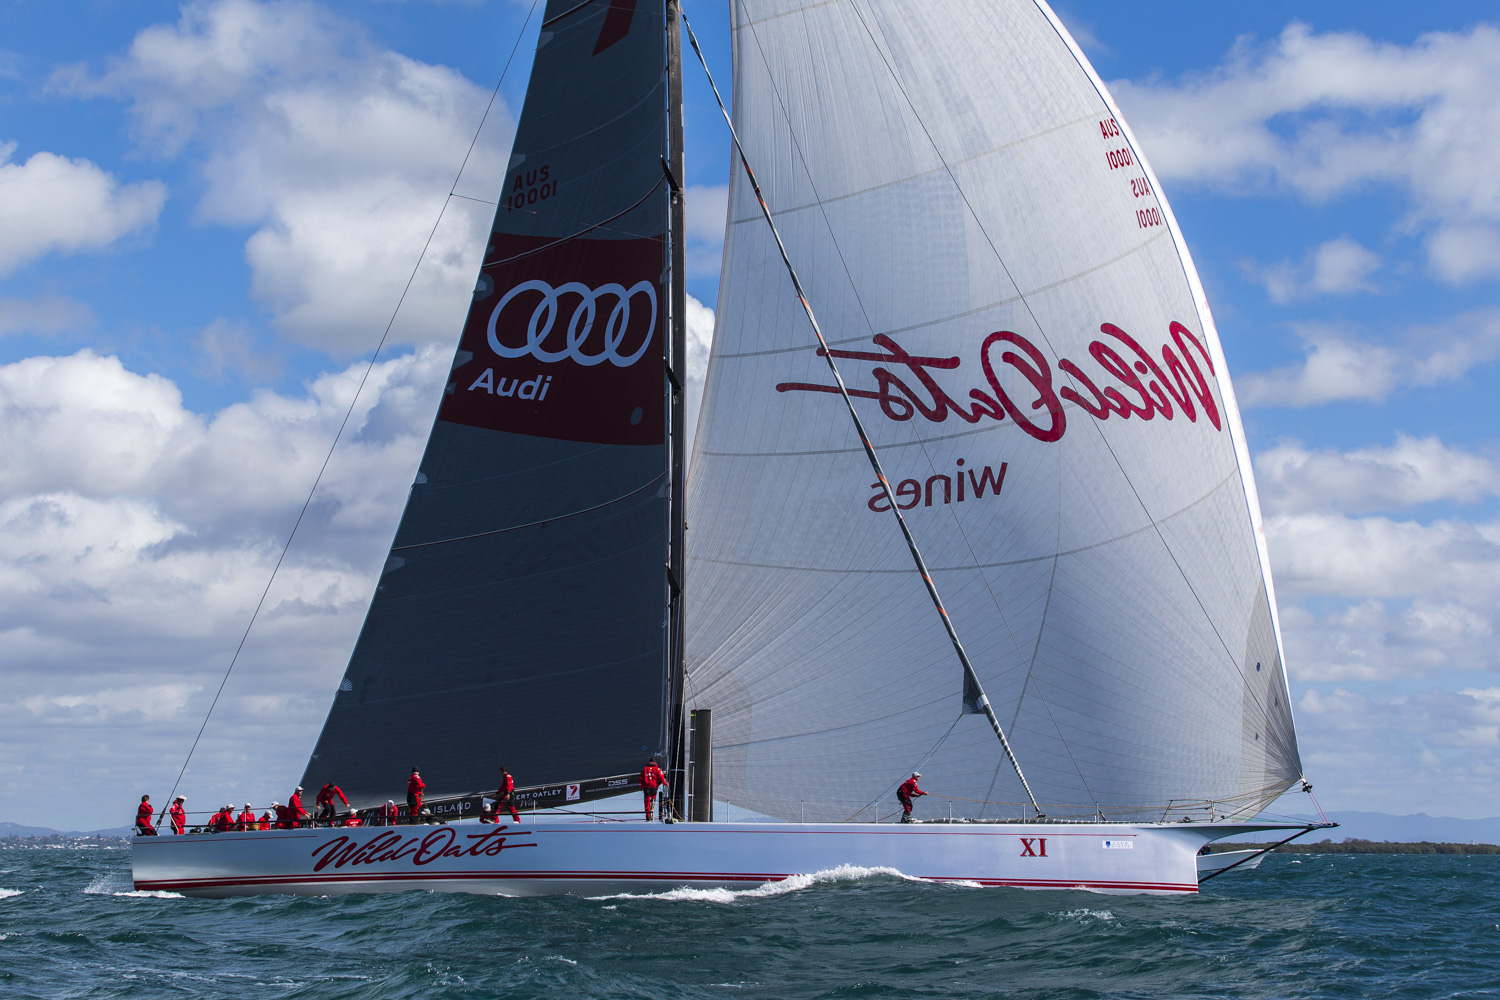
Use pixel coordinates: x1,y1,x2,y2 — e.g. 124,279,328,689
132,820,1304,898
1196,848,1267,879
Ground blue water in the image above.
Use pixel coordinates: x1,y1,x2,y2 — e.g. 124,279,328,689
1,847,1497,999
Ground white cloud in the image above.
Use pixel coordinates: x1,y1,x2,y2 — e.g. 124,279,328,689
1113,22,1500,284
0,141,166,275
1237,309,1500,408
685,183,729,277
61,0,510,352
1250,236,1381,304
1281,600,1497,683
0,345,456,827
1256,434,1500,515
1291,685,1500,815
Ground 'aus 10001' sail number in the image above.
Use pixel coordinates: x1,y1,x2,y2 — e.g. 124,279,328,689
309,826,537,872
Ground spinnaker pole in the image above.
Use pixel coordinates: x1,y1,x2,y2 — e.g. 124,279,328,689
681,11,1043,818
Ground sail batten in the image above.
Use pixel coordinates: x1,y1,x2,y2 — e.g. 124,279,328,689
685,0,1301,823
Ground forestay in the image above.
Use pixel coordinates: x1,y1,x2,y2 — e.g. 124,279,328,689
303,0,672,809
685,0,1301,822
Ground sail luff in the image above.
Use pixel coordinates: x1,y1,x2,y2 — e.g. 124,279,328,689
665,0,690,815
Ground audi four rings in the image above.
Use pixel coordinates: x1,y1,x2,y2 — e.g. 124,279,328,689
486,279,657,367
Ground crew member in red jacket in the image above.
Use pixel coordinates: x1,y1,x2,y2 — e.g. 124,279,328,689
209,804,236,832
237,803,257,831
495,766,520,822
135,794,157,835
406,768,425,824
315,782,350,825
272,801,290,829
897,771,927,823
380,800,398,826
258,810,272,831
166,796,187,835
640,757,668,821
288,786,309,828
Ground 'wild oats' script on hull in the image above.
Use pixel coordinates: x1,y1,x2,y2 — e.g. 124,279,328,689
775,322,1221,443
309,827,538,872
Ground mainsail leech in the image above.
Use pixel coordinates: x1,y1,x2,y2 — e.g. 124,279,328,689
682,11,1043,817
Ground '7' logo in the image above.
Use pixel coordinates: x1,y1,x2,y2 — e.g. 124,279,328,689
1020,837,1048,857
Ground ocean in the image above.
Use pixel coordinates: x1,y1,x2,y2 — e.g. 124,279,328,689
1,846,1496,999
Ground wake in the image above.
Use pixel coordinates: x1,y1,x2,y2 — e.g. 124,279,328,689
587,864,957,903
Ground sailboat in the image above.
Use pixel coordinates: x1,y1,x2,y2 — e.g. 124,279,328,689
132,0,1326,898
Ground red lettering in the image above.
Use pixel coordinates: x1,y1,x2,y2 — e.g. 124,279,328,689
967,463,1007,498
413,828,457,865
980,331,1065,443
867,482,892,513
1020,838,1037,857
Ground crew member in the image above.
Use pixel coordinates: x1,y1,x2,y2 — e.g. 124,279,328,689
640,757,668,821
897,771,927,823
237,803,257,831
495,767,520,822
258,809,272,831
381,800,398,826
406,767,425,824
135,794,157,836
272,801,290,829
288,786,309,829
210,804,235,832
167,796,187,835
315,782,349,826
343,811,363,827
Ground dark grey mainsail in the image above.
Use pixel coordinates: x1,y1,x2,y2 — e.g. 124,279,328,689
302,0,673,810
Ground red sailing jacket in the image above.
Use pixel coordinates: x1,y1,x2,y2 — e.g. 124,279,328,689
273,804,292,829
288,792,307,825
640,763,666,791
168,802,186,835
237,809,257,831
380,803,398,825
316,784,349,809
407,774,426,798
497,773,514,798
209,809,234,832
135,801,153,829
898,777,926,800
258,812,272,831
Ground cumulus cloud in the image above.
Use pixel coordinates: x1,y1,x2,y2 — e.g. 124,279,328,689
1113,22,1500,284
1237,309,1500,408
59,0,511,352
1256,434,1500,515
1292,685,1500,815
1249,235,1381,304
685,183,729,276
0,141,166,275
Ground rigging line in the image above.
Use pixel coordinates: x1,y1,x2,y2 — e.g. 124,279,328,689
842,1,1271,725
740,14,1097,811
154,0,543,816
683,9,1042,819
390,473,666,552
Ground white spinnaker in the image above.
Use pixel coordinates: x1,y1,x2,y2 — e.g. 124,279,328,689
685,0,1301,822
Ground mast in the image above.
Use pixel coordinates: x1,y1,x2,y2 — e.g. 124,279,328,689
664,0,689,819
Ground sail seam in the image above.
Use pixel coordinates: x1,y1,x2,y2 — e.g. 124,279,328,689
390,473,666,552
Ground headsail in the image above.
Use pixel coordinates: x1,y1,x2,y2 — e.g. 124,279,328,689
303,0,673,809
685,0,1301,822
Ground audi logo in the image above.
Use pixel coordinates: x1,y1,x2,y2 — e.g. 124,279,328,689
487,279,656,367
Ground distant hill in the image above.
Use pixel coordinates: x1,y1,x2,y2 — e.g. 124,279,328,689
0,821,133,838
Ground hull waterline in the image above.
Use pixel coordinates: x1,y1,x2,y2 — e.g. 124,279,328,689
131,820,1308,898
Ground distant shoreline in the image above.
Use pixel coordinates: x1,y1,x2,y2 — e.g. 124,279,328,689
1223,839,1500,855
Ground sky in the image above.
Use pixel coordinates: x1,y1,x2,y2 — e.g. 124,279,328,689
1,0,1497,832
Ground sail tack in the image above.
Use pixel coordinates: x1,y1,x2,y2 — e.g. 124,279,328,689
303,0,673,809
685,0,1301,822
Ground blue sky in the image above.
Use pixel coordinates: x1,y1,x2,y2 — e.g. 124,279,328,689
2,0,1498,831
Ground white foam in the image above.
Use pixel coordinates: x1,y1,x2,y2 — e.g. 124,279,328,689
0,888,22,899
113,890,186,899
545,956,578,966
1057,907,1115,922
587,864,917,903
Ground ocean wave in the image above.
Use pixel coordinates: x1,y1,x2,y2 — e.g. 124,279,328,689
1057,908,1115,922
587,864,920,903
112,890,186,899
0,888,23,899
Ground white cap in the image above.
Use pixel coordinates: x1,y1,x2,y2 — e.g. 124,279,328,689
912,771,922,778
175,795,185,801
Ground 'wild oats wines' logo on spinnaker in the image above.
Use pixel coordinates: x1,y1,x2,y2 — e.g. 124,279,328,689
777,322,1222,443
